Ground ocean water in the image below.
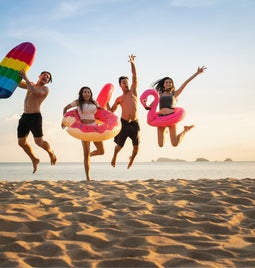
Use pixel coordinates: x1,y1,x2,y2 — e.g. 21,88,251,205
0,161,254,181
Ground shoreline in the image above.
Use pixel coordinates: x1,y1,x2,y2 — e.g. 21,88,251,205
1,178,255,267
1,160,255,163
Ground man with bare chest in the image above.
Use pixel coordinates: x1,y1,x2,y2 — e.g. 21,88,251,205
18,70,57,173
108,54,140,169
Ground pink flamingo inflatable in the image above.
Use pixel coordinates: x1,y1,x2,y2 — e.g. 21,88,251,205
140,89,186,127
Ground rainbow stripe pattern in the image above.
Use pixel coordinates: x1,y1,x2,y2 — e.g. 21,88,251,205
0,42,36,98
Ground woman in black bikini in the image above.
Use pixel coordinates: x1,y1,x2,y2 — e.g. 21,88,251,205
151,66,206,147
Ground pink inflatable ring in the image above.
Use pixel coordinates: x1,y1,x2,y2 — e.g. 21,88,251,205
140,89,185,127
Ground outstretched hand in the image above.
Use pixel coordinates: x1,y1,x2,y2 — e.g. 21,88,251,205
197,65,207,74
128,54,136,63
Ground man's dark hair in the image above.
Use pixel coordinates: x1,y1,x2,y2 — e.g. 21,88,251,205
41,71,52,83
118,76,128,85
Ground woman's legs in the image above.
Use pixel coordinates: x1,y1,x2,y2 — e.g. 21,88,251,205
157,127,166,147
81,141,91,181
169,124,194,147
90,142,104,157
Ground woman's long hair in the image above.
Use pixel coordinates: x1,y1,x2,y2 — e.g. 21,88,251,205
151,77,175,94
78,86,98,110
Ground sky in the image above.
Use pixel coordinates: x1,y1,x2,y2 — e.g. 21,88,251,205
0,0,255,163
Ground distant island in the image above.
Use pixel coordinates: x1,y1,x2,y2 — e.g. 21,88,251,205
154,157,186,162
152,157,233,162
196,157,209,162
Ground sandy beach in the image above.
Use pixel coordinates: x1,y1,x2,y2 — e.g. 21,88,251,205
0,178,255,268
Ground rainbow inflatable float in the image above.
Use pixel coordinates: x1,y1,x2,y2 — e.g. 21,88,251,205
140,89,186,127
62,83,121,142
0,42,36,98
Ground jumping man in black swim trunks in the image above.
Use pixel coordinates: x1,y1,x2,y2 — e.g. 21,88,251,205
18,70,57,173
107,54,140,169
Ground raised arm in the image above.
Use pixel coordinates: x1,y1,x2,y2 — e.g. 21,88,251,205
174,66,206,98
18,80,27,89
129,54,137,96
19,70,48,97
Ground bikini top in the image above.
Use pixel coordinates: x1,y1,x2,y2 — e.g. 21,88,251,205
159,93,176,109
71,101,97,120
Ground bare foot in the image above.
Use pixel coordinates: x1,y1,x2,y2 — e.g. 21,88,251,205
111,157,116,167
49,150,57,165
127,156,134,169
184,125,194,132
32,158,40,174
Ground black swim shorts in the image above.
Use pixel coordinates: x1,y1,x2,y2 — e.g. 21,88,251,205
17,113,43,138
114,118,140,147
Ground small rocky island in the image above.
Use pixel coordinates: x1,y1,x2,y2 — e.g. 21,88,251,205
153,157,234,162
224,158,233,162
195,157,209,162
154,158,186,162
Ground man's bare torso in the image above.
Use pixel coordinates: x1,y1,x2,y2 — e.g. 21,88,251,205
118,90,138,121
24,84,48,113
